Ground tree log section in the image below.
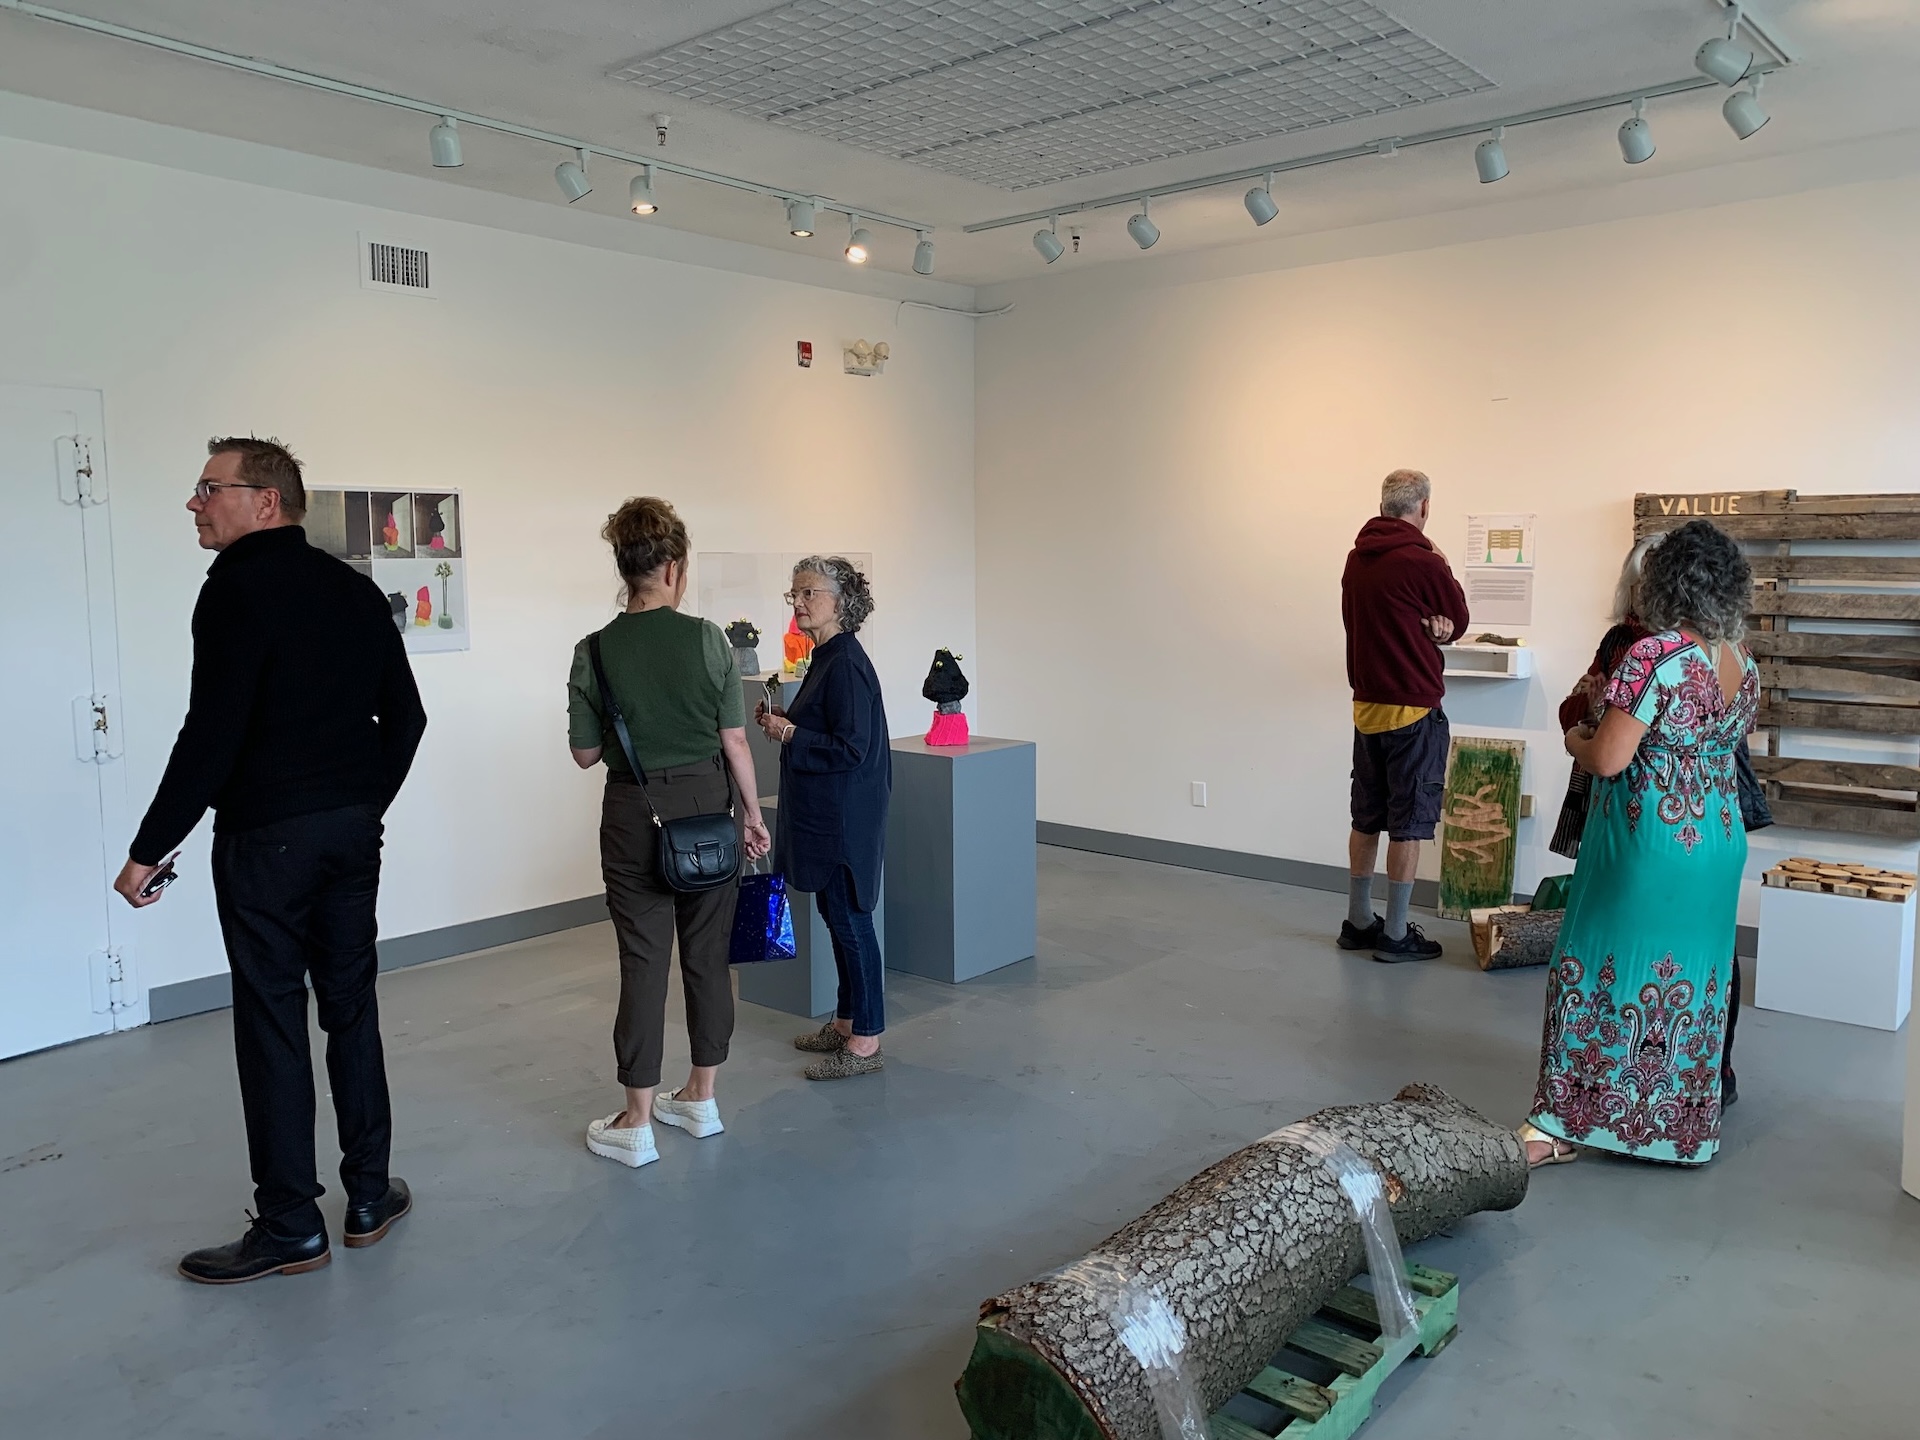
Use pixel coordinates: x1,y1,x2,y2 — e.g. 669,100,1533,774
1476,908,1564,971
954,1085,1527,1440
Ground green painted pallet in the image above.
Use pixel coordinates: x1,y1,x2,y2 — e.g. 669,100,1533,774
1207,1264,1459,1440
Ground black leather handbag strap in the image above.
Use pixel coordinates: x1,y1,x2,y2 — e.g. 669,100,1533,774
588,632,660,825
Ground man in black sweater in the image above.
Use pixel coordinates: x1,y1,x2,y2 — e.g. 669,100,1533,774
116,437,427,1284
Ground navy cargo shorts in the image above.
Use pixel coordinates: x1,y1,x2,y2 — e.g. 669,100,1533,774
1350,709,1449,842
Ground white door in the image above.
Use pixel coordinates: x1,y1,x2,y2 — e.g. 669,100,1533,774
0,387,134,1058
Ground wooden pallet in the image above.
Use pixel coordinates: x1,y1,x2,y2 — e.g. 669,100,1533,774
1208,1265,1459,1440
1634,489,1920,840
1760,856,1915,902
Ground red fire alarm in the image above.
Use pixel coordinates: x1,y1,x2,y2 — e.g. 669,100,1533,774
797,341,813,368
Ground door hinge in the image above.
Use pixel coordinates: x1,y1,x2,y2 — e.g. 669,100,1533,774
72,693,123,762
56,434,105,506
89,949,138,1014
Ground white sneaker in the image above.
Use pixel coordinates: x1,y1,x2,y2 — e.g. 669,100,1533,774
652,1089,725,1138
586,1114,659,1168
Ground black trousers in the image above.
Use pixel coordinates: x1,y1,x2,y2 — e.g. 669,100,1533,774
211,804,391,1235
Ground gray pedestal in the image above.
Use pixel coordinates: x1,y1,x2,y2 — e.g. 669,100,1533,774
884,736,1037,984
734,796,883,1020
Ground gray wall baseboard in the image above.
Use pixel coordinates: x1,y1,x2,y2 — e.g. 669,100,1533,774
146,894,609,1024
1036,823,1761,959
1037,823,1444,910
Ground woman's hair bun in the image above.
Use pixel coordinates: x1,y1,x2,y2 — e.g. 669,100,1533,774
603,497,690,586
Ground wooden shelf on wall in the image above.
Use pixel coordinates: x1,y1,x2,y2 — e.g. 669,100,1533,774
1635,489,1920,843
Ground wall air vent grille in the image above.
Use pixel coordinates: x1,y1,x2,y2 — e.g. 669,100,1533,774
361,237,433,294
612,0,1493,190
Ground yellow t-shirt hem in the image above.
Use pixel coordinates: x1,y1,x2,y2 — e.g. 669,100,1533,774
1352,702,1431,735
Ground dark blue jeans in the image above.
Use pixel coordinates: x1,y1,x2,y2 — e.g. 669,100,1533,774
817,866,885,1037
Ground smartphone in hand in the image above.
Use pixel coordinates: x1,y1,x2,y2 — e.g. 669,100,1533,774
140,854,180,898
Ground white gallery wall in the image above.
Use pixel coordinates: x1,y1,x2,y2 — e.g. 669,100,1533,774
0,99,977,1001
974,169,1920,916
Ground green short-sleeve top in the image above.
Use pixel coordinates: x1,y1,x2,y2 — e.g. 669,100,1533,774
567,609,745,776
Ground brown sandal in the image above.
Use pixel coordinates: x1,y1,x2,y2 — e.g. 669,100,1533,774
1517,1121,1578,1167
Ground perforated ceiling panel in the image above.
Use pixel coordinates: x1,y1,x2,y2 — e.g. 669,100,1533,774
613,0,1493,190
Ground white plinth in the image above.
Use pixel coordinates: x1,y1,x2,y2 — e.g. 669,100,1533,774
1754,883,1914,1032
1906,1010,1920,1201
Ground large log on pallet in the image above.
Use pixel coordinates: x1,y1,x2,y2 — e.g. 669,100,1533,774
954,1085,1526,1440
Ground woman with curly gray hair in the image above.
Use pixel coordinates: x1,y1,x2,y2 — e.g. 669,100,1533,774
756,557,892,1079
1520,519,1756,1170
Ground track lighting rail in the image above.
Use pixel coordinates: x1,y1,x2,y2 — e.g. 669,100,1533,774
0,0,937,237
963,69,1779,235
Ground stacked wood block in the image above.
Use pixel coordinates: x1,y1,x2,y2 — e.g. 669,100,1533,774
1468,905,1562,970
1634,489,1920,841
1760,856,1916,902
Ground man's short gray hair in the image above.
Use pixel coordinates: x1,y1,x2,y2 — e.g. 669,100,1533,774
1380,469,1431,519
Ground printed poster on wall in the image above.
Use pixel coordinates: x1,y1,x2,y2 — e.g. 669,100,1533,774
1463,511,1536,627
305,486,469,653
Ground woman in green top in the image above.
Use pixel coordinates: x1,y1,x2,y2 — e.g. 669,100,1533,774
567,497,771,1170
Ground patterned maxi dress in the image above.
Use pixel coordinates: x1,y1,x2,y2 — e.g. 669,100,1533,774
1527,633,1759,1165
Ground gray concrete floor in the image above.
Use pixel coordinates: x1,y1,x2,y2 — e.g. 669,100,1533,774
2,846,1916,1439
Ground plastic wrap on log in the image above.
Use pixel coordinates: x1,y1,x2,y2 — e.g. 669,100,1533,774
955,1084,1526,1440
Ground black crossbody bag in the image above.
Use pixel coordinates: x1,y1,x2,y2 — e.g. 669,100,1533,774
588,632,741,893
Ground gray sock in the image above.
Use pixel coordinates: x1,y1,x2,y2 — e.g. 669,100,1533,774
1347,875,1375,929
1384,881,1415,941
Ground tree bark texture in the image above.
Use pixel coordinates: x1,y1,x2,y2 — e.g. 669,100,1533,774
955,1084,1527,1440
1475,908,1563,971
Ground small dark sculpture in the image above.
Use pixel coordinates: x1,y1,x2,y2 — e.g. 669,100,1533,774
923,648,970,746
387,592,407,632
726,619,762,676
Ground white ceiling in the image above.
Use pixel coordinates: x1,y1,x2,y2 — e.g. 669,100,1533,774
0,0,1916,285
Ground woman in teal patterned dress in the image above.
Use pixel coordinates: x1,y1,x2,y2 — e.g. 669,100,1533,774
1521,520,1757,1168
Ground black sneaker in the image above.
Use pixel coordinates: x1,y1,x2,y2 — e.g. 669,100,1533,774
1337,916,1384,951
1373,921,1443,963
178,1214,330,1284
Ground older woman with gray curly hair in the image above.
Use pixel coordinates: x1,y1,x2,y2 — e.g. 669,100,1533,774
756,556,892,1079
1520,519,1757,1170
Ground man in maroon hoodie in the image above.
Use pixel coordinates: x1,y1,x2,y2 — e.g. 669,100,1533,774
1338,469,1470,962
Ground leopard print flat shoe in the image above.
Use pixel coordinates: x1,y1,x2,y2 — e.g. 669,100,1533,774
793,1022,847,1053
802,1047,884,1081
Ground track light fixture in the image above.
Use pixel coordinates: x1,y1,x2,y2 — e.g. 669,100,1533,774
554,148,591,203
428,116,461,168
1723,77,1770,139
786,198,816,237
1127,199,1159,250
1696,4,1757,87
1475,127,1508,184
628,166,658,215
1244,172,1278,226
913,233,935,276
1033,217,1065,264
845,220,874,264
1618,99,1655,165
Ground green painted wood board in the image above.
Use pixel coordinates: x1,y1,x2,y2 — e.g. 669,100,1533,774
1437,737,1525,920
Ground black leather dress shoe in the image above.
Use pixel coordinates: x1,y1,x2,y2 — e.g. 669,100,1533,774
344,1178,412,1249
179,1216,329,1285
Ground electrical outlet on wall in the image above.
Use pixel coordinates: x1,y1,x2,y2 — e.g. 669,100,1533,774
1191,782,1207,808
